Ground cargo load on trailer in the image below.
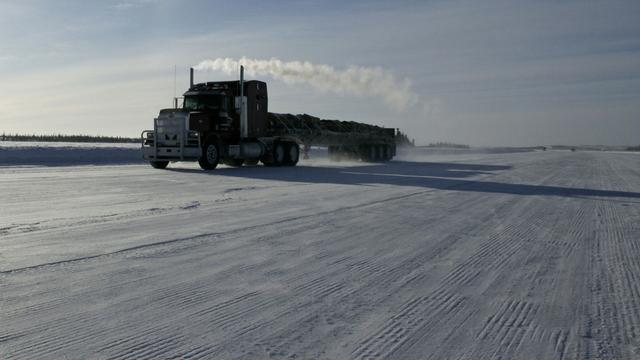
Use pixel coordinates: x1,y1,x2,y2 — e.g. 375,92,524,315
142,67,396,170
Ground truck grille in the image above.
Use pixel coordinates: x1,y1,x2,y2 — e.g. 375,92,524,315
156,118,183,146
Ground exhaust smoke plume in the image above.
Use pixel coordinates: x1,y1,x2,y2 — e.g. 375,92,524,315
194,57,419,111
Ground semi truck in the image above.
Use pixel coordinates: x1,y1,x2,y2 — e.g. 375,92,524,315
142,67,397,170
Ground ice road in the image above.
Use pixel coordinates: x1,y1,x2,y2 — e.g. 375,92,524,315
2,149,640,359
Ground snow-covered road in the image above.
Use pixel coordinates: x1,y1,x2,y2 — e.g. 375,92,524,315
2,150,640,359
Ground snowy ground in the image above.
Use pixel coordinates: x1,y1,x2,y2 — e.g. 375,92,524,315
2,148,640,359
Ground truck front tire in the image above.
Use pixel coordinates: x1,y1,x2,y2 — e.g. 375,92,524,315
199,142,220,170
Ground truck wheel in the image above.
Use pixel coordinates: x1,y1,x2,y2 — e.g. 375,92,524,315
328,146,340,161
368,145,376,162
285,142,299,166
224,159,244,167
358,145,369,162
198,142,220,170
273,142,285,166
150,160,169,169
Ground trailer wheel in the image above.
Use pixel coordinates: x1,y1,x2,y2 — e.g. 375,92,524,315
150,160,169,169
198,142,220,170
328,146,340,161
358,145,369,162
385,145,393,161
368,145,376,162
285,142,299,166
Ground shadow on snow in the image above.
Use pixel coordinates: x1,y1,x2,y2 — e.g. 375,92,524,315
167,160,640,200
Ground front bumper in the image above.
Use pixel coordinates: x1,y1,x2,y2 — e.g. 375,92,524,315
141,145,201,161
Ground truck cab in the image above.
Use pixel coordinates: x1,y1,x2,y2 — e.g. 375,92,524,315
142,69,300,170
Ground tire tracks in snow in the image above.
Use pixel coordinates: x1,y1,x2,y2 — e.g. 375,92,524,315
343,153,626,360
7,152,640,359
0,166,514,276
584,154,640,359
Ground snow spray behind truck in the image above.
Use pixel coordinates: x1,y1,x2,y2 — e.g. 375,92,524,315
142,66,397,170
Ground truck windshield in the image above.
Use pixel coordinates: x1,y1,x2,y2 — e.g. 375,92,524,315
184,95,227,111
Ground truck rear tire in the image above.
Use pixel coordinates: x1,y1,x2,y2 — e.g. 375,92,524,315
199,142,220,170
273,142,286,166
150,160,169,169
262,142,285,167
285,142,299,166
265,141,286,166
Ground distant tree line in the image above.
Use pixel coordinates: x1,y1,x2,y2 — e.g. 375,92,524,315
627,145,640,151
426,142,470,149
396,130,415,147
0,133,138,143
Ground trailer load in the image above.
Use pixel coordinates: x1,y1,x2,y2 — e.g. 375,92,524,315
142,67,396,170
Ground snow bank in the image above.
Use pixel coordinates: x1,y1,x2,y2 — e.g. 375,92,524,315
394,146,534,163
0,142,143,166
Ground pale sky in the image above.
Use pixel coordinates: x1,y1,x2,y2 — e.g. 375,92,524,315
1,0,639,146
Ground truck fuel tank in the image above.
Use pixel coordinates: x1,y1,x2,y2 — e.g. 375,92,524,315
228,141,265,159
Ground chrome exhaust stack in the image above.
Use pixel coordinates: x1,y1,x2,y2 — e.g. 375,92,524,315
239,65,248,138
